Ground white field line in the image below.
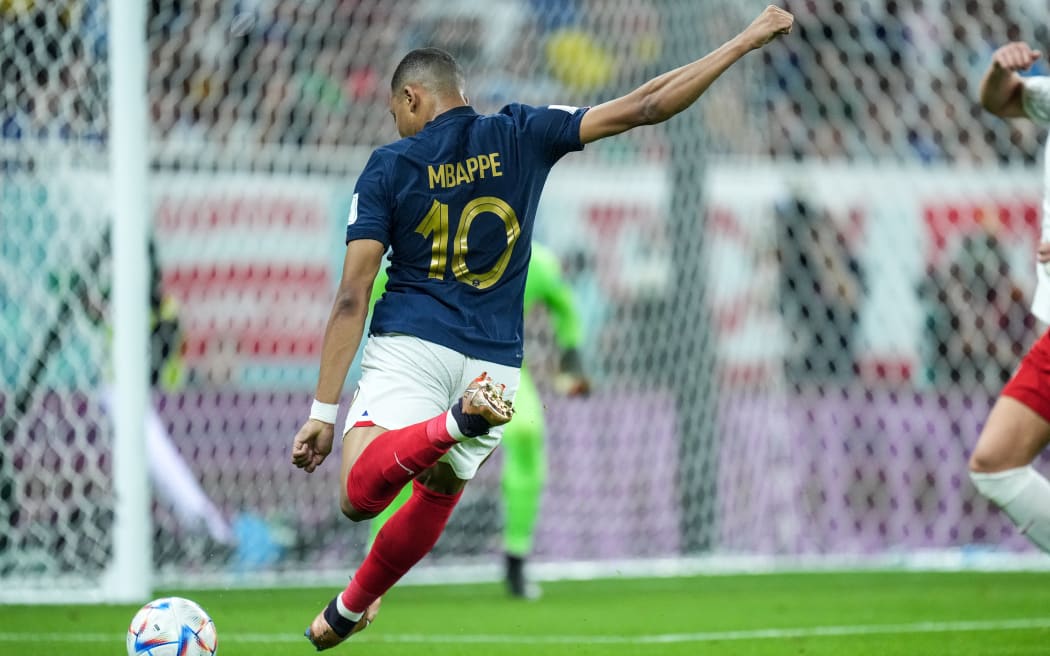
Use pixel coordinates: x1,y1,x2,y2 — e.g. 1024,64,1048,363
6,617,1050,645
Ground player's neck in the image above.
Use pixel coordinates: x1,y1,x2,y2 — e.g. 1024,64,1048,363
431,94,469,120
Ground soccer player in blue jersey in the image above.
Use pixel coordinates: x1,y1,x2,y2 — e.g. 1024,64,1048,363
291,5,793,649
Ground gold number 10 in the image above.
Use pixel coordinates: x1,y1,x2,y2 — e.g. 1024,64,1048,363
414,196,521,289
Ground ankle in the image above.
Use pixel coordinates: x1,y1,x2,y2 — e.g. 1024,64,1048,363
447,403,491,439
323,595,361,637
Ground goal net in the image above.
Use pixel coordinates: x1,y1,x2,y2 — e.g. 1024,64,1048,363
4,0,1049,601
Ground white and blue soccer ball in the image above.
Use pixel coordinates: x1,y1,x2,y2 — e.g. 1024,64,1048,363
126,597,218,656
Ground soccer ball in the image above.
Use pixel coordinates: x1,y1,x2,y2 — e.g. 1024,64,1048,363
126,597,218,656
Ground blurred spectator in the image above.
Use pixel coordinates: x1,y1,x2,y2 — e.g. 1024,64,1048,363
1,3,105,144
920,228,1036,390
776,194,864,385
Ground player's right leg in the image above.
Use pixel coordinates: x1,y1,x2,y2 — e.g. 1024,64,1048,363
339,372,514,521
969,330,1050,552
335,335,514,522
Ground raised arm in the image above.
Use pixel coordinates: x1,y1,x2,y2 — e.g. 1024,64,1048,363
979,42,1041,118
579,5,793,144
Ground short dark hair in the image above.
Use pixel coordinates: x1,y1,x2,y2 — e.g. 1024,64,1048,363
390,48,465,96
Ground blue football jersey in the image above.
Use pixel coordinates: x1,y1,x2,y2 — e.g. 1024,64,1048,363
345,104,588,367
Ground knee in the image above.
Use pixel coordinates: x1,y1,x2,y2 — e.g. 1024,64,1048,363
969,436,1019,474
969,423,1015,474
968,447,1000,474
339,497,378,522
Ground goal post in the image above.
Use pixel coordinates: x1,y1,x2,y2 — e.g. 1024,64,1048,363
105,0,153,604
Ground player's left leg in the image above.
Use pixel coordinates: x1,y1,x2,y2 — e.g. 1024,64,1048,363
969,330,1050,552
970,397,1050,551
500,365,546,599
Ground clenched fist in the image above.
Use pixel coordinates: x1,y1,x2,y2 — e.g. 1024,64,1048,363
991,42,1042,73
742,5,794,51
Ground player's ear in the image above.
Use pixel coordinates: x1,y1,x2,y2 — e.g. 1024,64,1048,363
403,85,420,114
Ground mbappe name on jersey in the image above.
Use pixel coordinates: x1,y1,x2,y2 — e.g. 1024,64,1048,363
427,152,503,190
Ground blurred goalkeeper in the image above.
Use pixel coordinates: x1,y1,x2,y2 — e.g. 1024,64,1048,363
368,242,589,601
971,40,1050,554
290,6,793,650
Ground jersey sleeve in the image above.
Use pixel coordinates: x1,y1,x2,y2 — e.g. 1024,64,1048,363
502,103,589,164
345,149,394,246
529,245,583,349
1022,76,1050,126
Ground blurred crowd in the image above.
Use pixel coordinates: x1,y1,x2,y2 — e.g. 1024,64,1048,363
774,191,1039,394
5,0,1048,163
764,0,1049,163
1,0,663,154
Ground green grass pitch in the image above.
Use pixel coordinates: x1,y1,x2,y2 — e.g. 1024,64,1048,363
2,571,1049,655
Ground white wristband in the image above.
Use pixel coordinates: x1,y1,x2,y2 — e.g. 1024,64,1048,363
309,400,339,424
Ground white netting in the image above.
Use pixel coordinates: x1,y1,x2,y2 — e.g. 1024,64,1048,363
1,1,113,593
4,0,1050,599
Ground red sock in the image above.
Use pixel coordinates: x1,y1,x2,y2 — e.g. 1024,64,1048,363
346,413,457,514
341,480,461,612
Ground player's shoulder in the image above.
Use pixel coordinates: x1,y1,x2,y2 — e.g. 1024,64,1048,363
493,103,588,144
361,140,415,182
372,139,412,161
363,142,402,168
496,102,577,122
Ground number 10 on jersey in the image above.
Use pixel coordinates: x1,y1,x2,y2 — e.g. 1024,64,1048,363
415,196,521,289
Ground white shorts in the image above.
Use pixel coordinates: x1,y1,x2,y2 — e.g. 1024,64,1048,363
343,334,520,480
